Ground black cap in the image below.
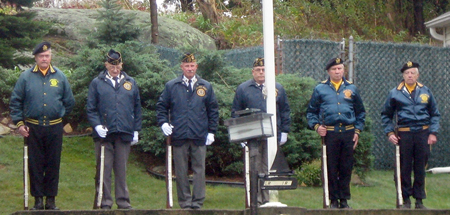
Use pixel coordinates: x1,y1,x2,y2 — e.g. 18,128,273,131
32,42,51,55
106,49,122,65
253,57,264,67
181,53,196,63
325,57,344,70
400,61,420,73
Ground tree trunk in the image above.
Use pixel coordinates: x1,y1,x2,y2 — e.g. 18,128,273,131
197,0,220,24
181,0,194,12
150,0,158,44
413,0,425,36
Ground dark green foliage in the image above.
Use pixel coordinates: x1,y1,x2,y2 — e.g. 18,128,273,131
294,160,322,187
276,75,321,167
0,12,50,68
0,66,21,115
91,0,141,45
353,111,375,181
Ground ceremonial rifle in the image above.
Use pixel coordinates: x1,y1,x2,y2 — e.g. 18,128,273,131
321,112,330,208
23,135,29,210
394,112,403,208
166,135,173,209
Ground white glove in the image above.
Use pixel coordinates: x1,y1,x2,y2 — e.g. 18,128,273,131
280,132,288,145
131,131,139,145
205,133,215,146
95,125,108,138
161,123,174,136
240,142,247,148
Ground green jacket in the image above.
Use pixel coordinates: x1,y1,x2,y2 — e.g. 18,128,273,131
10,64,75,127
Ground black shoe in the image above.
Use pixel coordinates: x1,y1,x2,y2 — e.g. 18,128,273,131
118,206,133,210
45,196,60,210
30,197,44,210
101,205,111,209
330,200,339,209
415,199,427,209
339,199,352,209
401,198,411,209
191,205,201,210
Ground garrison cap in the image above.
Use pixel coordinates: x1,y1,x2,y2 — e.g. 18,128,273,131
253,57,264,67
106,49,122,65
325,57,344,70
400,61,420,73
181,53,196,63
32,42,51,55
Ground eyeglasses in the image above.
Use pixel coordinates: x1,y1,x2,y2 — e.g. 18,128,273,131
253,68,265,72
107,65,121,71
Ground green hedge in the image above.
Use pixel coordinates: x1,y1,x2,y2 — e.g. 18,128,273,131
1,46,374,179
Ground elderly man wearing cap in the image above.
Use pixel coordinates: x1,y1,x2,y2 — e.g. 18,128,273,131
231,57,291,206
381,61,440,209
10,42,75,210
86,49,142,210
156,53,219,209
306,57,365,209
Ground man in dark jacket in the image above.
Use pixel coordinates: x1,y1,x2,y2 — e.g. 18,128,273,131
381,61,440,209
10,41,75,210
156,53,219,209
87,49,142,210
231,57,291,206
306,57,365,209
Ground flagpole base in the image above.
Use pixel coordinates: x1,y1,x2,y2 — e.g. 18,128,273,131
259,202,287,207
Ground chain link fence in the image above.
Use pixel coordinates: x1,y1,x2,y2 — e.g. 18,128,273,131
354,42,450,169
155,39,450,170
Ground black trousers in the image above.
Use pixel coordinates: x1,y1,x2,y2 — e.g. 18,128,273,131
398,129,430,200
26,122,63,197
325,130,355,200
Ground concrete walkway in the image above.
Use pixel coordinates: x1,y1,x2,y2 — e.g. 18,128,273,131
10,207,450,215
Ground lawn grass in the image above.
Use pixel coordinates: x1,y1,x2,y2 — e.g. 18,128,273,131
1,135,450,215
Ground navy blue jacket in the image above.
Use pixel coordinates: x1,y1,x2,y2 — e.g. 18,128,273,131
381,81,440,135
10,64,75,127
307,78,365,132
231,79,291,138
156,75,219,146
87,71,142,140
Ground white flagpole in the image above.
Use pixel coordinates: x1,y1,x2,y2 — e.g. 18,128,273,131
261,0,286,207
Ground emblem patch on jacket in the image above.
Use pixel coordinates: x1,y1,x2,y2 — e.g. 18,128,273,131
50,79,59,87
196,86,207,97
419,94,429,103
343,89,353,99
123,81,132,91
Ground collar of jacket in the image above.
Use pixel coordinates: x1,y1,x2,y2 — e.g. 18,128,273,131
321,77,352,85
32,64,56,74
175,74,203,84
250,79,264,87
396,81,424,90
98,70,129,80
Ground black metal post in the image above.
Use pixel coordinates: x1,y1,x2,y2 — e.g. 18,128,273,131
249,140,258,215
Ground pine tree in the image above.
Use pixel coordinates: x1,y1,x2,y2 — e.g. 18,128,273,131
94,0,141,45
0,3,50,68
